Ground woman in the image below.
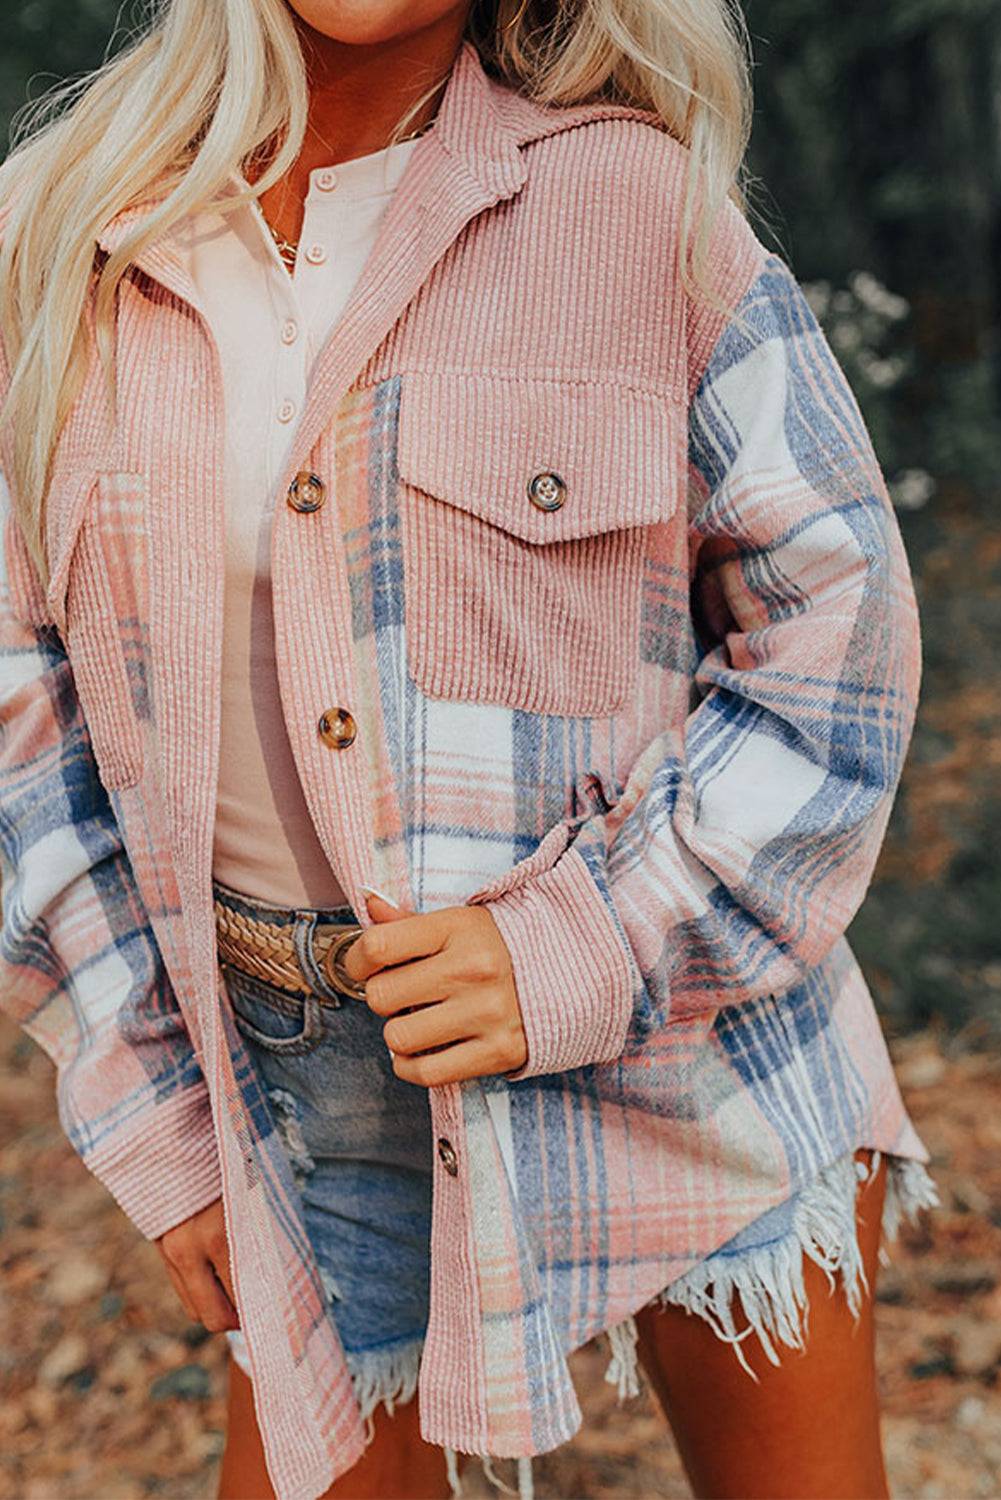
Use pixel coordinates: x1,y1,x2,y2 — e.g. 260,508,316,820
0,2,937,1498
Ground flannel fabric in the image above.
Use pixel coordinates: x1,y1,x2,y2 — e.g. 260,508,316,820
0,40,927,1500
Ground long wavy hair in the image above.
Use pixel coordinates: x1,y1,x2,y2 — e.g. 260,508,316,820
0,0,755,586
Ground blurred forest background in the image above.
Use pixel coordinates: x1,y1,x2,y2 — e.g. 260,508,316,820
1,5,1000,1500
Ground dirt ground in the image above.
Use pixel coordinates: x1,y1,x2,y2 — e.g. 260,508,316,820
1,1020,999,1500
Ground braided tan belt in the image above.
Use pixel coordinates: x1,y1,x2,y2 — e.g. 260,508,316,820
213,899,367,1002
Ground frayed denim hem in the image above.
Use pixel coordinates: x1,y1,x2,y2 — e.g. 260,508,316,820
347,1344,538,1500
224,1329,426,1438
348,1339,424,1440
600,1148,940,1391
345,1343,538,1499
226,1149,937,1500
442,1447,536,1500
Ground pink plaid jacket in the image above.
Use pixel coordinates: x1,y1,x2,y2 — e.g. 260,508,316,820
0,40,927,1500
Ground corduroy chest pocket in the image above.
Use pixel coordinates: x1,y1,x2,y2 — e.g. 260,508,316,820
45,470,150,791
395,371,684,717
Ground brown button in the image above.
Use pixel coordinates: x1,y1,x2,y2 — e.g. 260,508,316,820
526,471,566,511
436,1137,458,1176
318,707,356,749
287,472,326,513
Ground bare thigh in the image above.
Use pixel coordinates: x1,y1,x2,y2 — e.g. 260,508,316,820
634,1148,890,1500
216,1356,464,1500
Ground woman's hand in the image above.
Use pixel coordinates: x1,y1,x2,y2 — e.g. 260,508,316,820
155,1196,240,1332
342,893,529,1085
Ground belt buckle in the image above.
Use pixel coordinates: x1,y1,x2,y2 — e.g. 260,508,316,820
321,924,367,1001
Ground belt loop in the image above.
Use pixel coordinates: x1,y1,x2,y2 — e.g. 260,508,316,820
293,911,347,1005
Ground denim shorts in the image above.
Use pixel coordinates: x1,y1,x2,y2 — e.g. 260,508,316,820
215,878,938,1500
215,880,434,1412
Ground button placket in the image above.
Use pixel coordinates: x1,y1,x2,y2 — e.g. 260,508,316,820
318,706,357,749
437,1137,459,1176
286,471,326,513
431,1085,465,1180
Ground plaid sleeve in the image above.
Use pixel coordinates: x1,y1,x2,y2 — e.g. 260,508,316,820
477,252,921,1080
0,467,221,1239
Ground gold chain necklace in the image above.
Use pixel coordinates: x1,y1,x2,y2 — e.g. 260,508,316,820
265,119,436,272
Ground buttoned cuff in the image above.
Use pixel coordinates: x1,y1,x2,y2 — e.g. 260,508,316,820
480,843,636,1081
83,1082,223,1241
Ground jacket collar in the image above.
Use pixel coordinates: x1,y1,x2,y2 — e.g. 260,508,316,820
94,38,660,268
93,41,525,305
94,41,519,261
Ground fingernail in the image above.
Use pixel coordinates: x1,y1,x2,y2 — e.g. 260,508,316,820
360,883,400,908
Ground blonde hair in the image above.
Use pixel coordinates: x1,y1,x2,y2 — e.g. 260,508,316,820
0,0,755,587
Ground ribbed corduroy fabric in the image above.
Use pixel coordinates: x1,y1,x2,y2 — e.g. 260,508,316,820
0,39,931,1500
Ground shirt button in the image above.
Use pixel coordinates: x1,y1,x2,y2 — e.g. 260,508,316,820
527,471,567,511
318,707,357,749
315,169,337,192
304,242,327,265
286,471,326,513
281,318,298,345
436,1137,459,1176
277,399,296,423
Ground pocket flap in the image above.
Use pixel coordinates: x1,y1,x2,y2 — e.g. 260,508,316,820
44,464,103,635
396,371,684,543
45,470,149,790
45,469,148,637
